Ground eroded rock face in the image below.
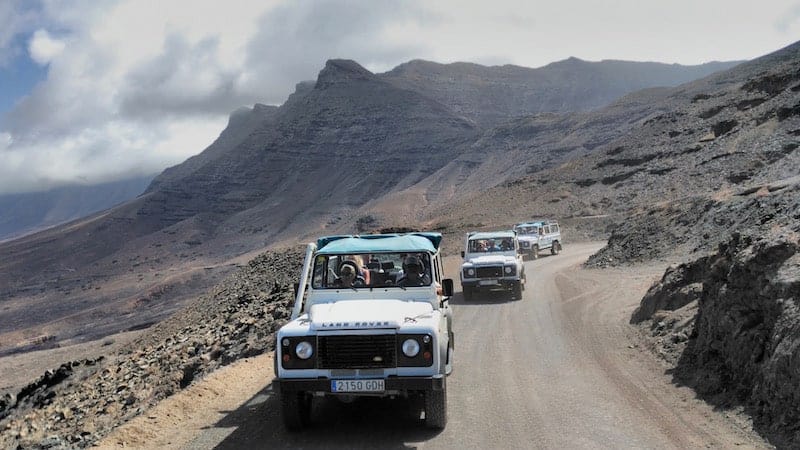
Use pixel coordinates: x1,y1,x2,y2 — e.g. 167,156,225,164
631,259,707,324
682,233,800,447
635,233,800,447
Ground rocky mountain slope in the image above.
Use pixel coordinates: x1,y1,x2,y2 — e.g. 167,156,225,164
384,58,739,127
424,41,799,241
0,250,299,449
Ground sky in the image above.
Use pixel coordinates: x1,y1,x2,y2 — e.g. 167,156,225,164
0,0,798,195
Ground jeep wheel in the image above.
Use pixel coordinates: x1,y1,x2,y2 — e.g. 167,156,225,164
551,241,561,255
513,282,523,300
462,287,473,301
281,390,312,431
531,246,539,259
424,378,447,429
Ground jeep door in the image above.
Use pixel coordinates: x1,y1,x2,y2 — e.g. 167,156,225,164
539,225,553,249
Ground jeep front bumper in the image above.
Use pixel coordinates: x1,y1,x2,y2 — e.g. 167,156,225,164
461,279,520,290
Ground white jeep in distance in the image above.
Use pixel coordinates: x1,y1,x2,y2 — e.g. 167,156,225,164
460,231,526,300
274,232,454,430
514,220,562,260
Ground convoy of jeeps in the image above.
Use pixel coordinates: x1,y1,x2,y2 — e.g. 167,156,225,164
274,222,561,430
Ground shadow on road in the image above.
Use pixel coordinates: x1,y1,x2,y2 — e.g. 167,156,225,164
448,291,520,306
209,383,442,449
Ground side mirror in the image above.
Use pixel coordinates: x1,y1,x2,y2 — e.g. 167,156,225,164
442,279,454,297
460,251,465,258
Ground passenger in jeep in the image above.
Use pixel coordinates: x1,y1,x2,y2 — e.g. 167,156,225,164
343,255,371,285
487,240,502,252
397,255,431,287
333,261,366,288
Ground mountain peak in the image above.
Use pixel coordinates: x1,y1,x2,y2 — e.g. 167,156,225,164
543,56,589,69
315,59,375,88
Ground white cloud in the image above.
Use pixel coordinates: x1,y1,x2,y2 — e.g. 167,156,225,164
28,29,65,65
0,0,798,195
0,131,11,148
776,3,800,33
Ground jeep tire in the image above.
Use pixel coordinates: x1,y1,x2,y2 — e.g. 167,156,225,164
531,245,539,259
462,286,473,301
424,378,447,429
281,390,312,431
513,282,523,300
551,241,561,255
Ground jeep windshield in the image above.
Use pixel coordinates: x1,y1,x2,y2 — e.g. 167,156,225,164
467,237,514,253
514,226,538,235
311,252,433,289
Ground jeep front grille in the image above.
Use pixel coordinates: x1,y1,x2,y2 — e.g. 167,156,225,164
519,241,530,249
476,266,503,278
318,334,397,369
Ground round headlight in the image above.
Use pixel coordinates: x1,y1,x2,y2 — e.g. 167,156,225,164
467,268,475,276
295,341,313,360
504,266,513,274
402,338,420,357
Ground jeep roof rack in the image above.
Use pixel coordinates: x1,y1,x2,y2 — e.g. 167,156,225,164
467,230,516,240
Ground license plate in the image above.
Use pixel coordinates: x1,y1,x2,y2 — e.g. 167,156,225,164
331,379,385,393
479,279,499,286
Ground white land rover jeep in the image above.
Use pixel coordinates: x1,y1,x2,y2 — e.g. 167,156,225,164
274,232,454,430
513,220,562,260
460,230,526,300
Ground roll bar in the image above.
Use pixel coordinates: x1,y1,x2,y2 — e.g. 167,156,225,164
291,242,317,319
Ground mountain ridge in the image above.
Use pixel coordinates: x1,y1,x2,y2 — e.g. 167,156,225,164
0,51,770,355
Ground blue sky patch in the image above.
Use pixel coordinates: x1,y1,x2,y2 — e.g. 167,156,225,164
0,42,47,122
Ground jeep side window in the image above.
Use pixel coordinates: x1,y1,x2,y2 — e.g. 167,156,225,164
469,240,484,252
311,255,330,288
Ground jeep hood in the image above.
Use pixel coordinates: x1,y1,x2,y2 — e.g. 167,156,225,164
308,299,434,330
463,255,514,266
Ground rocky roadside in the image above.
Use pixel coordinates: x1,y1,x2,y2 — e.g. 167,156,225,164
582,175,800,448
628,232,799,448
0,247,303,449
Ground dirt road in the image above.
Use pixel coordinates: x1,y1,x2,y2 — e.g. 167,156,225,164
98,242,770,449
